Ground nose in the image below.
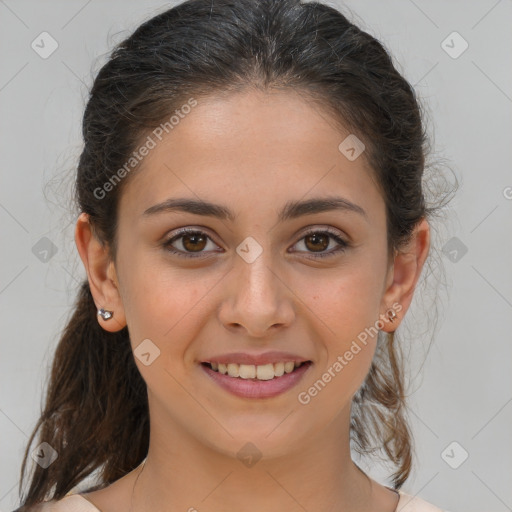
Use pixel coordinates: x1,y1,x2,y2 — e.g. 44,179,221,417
218,249,295,338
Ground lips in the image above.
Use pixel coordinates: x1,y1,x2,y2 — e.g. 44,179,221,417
200,360,313,399
198,351,313,398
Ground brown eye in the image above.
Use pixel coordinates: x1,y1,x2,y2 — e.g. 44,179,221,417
292,229,348,259
163,229,220,258
181,232,208,252
163,227,348,260
303,233,330,252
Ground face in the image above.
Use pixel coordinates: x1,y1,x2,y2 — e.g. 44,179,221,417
101,89,400,458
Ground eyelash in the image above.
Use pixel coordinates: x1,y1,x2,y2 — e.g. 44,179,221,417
162,227,349,260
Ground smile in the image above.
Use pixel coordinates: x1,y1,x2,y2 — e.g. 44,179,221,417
200,361,313,399
205,361,306,380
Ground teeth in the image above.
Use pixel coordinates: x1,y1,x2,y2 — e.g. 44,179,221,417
256,364,274,380
274,362,285,377
238,364,255,379
227,363,239,377
284,362,295,373
209,361,304,380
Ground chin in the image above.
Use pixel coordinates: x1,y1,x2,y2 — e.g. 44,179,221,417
203,418,308,461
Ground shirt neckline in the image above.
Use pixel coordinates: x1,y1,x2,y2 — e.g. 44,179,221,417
72,488,404,512
385,486,403,511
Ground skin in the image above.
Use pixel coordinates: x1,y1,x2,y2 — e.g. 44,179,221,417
75,88,430,512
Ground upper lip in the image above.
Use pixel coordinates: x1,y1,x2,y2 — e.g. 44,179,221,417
202,351,311,366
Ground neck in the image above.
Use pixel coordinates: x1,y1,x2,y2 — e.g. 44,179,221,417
131,402,375,512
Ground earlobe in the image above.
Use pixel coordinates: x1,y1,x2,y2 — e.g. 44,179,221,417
379,218,430,333
74,212,127,332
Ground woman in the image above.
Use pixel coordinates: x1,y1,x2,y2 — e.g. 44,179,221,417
16,0,450,510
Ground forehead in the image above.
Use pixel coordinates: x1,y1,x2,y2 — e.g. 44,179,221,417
118,89,384,224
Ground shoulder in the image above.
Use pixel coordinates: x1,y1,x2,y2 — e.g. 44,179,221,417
398,491,445,512
17,495,100,512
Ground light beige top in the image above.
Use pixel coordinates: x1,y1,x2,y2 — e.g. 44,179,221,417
33,490,445,511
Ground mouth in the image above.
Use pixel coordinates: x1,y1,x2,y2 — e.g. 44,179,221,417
199,360,313,399
200,360,311,380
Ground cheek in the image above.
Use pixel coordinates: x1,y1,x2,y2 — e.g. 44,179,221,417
294,261,384,403
119,268,208,400
118,250,215,363
305,262,384,344
296,274,380,419
118,238,188,314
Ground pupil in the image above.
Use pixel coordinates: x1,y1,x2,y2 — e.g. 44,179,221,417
306,233,328,252
183,233,206,252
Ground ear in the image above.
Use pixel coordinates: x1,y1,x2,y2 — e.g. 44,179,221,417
379,218,430,332
74,212,127,332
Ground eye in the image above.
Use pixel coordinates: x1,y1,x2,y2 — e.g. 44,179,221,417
290,227,348,259
162,228,221,259
162,226,349,259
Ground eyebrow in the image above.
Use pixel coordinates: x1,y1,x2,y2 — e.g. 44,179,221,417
142,196,368,223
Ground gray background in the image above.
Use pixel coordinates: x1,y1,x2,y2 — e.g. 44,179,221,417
1,1,511,511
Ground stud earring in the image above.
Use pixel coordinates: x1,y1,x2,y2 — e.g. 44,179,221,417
387,309,397,323
98,308,114,321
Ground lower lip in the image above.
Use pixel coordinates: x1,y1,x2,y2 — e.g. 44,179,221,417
200,362,312,399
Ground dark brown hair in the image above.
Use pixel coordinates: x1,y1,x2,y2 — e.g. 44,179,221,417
16,0,454,508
